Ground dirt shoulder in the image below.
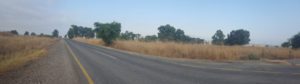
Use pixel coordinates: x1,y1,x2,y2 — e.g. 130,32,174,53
0,39,85,84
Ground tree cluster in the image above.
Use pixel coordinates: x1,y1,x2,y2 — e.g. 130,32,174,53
67,25,94,39
212,30,225,45
225,29,250,45
24,31,43,36
212,29,250,45
10,30,18,35
143,35,158,42
157,24,204,43
119,31,141,40
281,32,300,49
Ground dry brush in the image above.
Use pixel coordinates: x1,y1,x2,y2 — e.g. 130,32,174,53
74,38,300,60
0,34,56,74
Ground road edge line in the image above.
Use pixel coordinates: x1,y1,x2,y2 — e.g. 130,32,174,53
64,41,94,84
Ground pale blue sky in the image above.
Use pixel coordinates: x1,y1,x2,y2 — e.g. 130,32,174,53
1,0,300,45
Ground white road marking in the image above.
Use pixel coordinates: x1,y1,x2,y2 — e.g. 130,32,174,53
92,49,118,60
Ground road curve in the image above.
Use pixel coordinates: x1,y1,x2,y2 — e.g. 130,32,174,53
65,39,300,84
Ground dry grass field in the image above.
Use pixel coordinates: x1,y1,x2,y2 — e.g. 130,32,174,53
75,38,300,60
0,32,56,74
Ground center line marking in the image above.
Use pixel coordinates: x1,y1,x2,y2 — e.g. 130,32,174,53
92,50,118,60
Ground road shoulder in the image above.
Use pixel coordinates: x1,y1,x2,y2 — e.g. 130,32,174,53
0,40,85,84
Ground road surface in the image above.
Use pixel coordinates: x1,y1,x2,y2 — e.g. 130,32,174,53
65,39,300,84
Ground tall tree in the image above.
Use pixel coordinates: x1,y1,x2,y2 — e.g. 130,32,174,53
83,27,95,38
225,29,250,45
67,28,75,39
291,32,300,49
175,29,185,42
157,24,176,41
52,29,59,38
24,31,29,36
94,22,121,45
212,30,225,45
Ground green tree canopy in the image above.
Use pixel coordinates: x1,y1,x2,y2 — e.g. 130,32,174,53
10,30,18,35
157,24,204,43
291,32,300,49
120,31,139,40
212,29,225,45
144,35,158,42
225,29,250,45
94,22,121,45
67,25,95,39
52,29,59,38
175,29,185,42
24,31,29,36
158,24,176,41
281,41,291,48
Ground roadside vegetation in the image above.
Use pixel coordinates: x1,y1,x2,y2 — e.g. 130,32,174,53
67,22,300,60
0,31,57,74
75,38,300,60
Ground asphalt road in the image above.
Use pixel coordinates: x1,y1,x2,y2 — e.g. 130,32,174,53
65,39,300,84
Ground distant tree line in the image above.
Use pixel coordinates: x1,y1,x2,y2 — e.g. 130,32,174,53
24,31,38,36
66,23,205,45
6,29,59,38
67,25,94,39
119,31,141,40
143,35,158,42
156,24,204,43
116,24,204,44
65,22,300,49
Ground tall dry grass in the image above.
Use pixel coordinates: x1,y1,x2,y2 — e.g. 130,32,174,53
75,38,300,60
74,38,105,45
0,34,56,74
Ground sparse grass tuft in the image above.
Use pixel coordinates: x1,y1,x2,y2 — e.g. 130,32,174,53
75,38,300,60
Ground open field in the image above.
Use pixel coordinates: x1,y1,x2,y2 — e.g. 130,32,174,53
0,33,57,74
74,38,300,60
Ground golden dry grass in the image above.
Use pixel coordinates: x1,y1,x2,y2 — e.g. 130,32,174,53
74,37,105,45
0,34,56,74
75,38,300,60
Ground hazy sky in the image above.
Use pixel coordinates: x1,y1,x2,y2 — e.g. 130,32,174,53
1,0,300,45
